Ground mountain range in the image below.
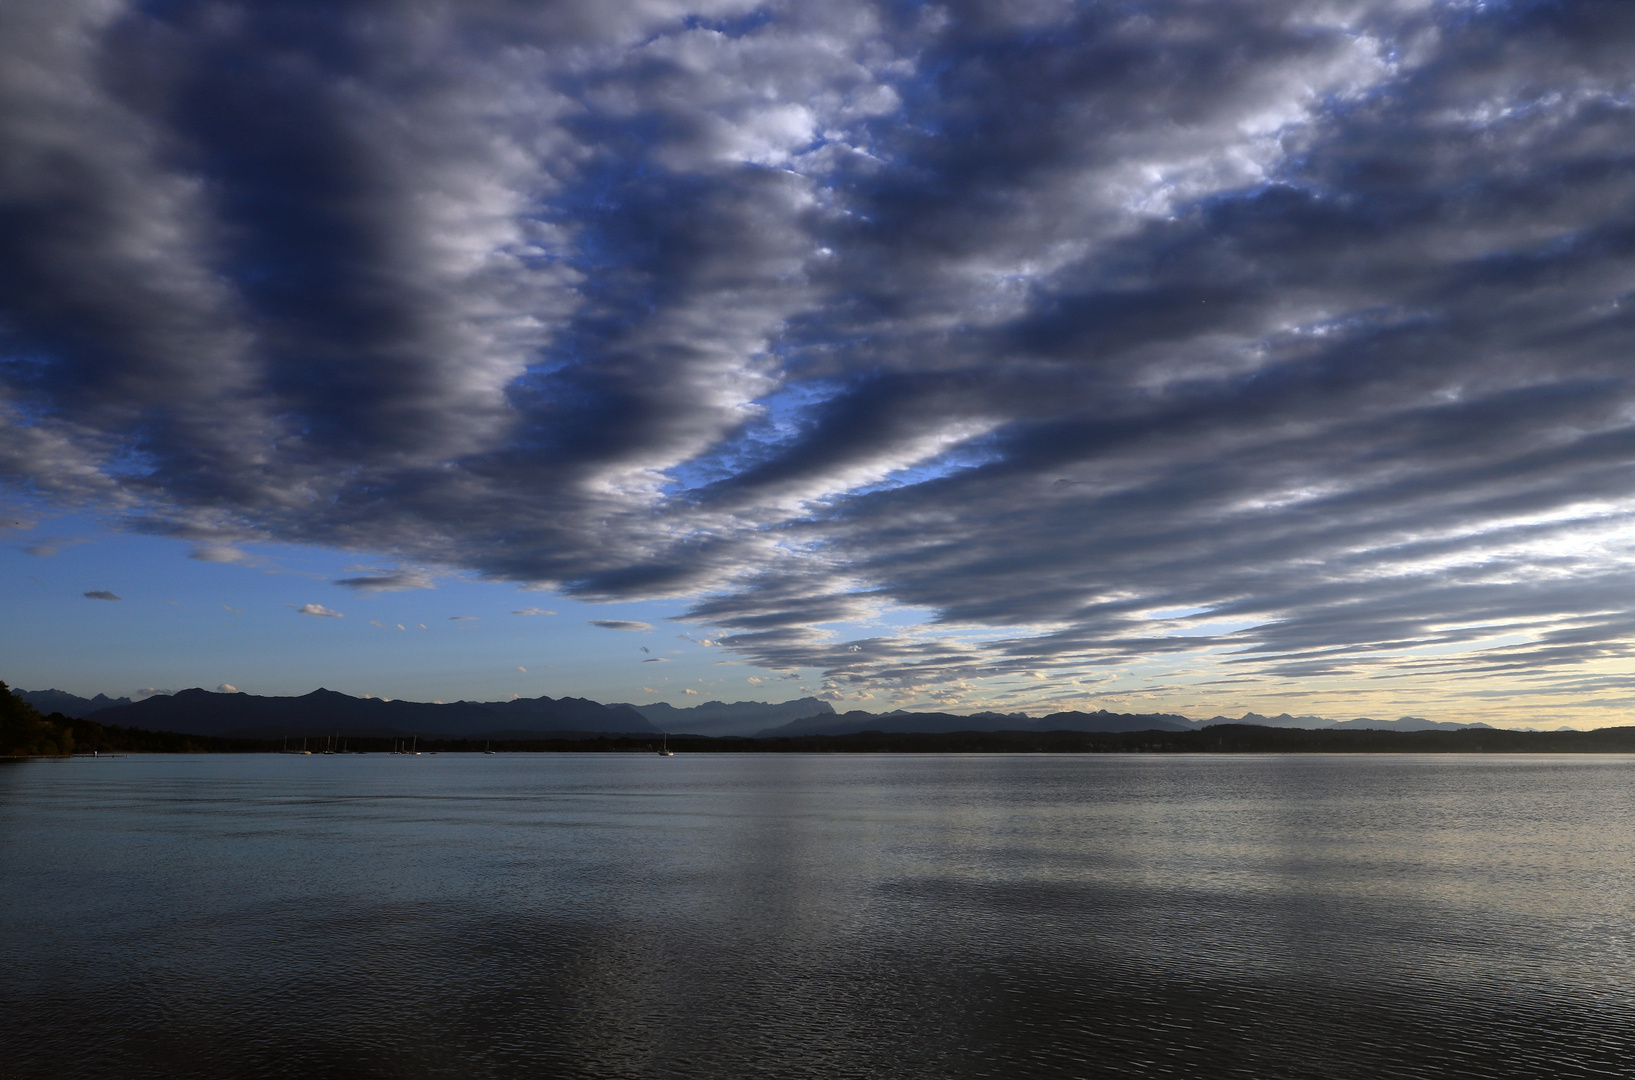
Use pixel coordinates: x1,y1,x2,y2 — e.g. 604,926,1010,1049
752,709,1492,737
18,686,1498,739
56,688,654,739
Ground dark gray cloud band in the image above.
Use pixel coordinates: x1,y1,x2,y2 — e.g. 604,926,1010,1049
3,0,1634,716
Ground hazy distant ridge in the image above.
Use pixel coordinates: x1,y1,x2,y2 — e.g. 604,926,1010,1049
1202,712,1494,732
620,697,835,736
19,689,134,718
757,709,1200,738
756,709,1496,738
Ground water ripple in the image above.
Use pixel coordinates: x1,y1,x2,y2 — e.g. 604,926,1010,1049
3,753,1634,1078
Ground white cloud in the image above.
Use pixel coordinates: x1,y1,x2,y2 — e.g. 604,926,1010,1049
293,603,343,618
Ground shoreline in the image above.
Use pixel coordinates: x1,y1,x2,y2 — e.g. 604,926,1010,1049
10,723,1635,756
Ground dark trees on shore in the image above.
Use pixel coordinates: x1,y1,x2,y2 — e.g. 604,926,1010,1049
0,681,74,757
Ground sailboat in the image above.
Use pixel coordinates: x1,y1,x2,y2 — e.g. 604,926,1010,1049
657,734,674,757
484,741,495,755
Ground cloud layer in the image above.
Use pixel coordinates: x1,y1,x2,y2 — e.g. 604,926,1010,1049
3,0,1635,717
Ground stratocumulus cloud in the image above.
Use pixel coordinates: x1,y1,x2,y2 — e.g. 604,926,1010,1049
590,620,654,632
2,1,1635,718
294,604,343,618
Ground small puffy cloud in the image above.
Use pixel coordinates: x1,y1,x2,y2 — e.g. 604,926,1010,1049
293,603,343,618
84,590,121,601
590,620,652,632
332,568,435,593
369,619,382,626
216,683,238,693
512,608,555,616
747,676,763,684
191,544,251,565
682,688,698,695
516,666,527,672
136,687,170,699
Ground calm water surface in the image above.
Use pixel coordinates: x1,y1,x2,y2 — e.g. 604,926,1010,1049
4,753,1634,1078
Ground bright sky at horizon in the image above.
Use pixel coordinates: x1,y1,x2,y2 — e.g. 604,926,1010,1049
5,0,1635,728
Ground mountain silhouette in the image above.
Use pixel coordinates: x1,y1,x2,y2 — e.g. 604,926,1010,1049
86,688,656,738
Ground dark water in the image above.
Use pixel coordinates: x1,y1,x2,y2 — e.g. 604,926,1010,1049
4,753,1634,1079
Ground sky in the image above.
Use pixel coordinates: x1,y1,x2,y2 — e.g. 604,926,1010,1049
3,0,1635,728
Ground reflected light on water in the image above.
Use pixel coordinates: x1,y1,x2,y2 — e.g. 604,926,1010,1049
3,752,1634,1078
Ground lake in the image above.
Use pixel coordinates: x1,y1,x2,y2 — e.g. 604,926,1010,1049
3,752,1633,1078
